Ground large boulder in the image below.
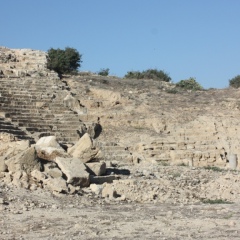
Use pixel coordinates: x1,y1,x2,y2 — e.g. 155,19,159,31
5,147,42,174
67,133,102,163
35,136,68,161
55,157,90,187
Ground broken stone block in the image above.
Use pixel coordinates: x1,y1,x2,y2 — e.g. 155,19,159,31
44,177,68,193
31,169,47,182
55,157,90,187
67,133,101,163
85,161,106,176
35,136,68,161
90,183,103,195
102,183,118,199
44,162,62,178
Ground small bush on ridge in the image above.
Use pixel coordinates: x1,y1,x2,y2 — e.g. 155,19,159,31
98,68,109,76
229,75,240,88
124,69,171,82
175,77,203,91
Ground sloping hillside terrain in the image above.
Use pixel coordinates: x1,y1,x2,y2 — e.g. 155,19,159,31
1,47,240,239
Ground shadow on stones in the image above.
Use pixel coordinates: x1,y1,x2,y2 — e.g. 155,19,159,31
105,168,130,176
93,123,102,139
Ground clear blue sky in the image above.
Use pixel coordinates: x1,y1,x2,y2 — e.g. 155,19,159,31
1,0,240,88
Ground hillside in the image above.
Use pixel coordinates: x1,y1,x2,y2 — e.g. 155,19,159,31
1,47,240,239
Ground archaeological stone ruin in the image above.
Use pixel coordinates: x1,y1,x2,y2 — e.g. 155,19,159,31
1,46,240,203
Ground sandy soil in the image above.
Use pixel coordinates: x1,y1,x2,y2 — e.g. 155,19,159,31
1,181,240,240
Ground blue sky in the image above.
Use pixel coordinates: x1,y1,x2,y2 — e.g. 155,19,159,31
1,0,240,88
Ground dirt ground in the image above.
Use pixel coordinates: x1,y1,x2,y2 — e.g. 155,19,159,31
1,178,240,240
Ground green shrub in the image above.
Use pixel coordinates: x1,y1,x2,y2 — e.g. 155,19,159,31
203,166,224,172
124,69,171,82
229,75,240,88
47,47,82,75
98,68,109,76
201,199,232,204
166,88,179,94
175,77,203,91
124,71,142,79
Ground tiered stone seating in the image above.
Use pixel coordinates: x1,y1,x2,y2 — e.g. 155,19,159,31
0,77,84,143
0,117,35,142
96,141,131,165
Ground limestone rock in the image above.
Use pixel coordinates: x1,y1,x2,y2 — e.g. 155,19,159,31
68,184,79,194
0,158,7,172
63,94,81,113
12,171,29,189
31,169,48,182
0,140,30,160
44,177,68,193
90,183,103,195
102,183,118,199
44,162,62,178
35,136,61,148
0,132,16,142
85,161,106,176
35,136,68,161
5,147,42,174
67,133,101,163
55,157,90,187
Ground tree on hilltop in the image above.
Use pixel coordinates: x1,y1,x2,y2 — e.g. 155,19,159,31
229,75,240,88
47,47,82,76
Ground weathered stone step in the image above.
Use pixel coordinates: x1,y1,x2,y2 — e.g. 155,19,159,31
26,127,50,133
0,123,21,130
102,146,126,151
1,103,39,108
104,155,130,161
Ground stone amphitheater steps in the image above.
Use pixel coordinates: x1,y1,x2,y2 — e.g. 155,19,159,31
138,136,226,166
96,141,131,165
0,77,85,143
0,117,35,142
